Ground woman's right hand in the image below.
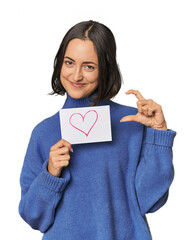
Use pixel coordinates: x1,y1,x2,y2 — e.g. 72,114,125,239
48,139,73,177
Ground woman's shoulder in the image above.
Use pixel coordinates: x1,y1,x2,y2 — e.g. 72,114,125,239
108,100,143,134
31,112,60,137
109,99,138,115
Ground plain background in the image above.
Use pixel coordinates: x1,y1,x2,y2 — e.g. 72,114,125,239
0,0,194,239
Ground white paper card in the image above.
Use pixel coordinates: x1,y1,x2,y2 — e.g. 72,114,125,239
59,105,112,145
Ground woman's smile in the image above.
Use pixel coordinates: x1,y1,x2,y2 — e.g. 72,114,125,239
69,81,87,88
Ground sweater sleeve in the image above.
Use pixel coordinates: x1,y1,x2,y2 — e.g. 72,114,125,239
135,126,176,216
18,126,71,233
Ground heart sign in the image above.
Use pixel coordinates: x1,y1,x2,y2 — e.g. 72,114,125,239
69,110,98,137
59,105,112,144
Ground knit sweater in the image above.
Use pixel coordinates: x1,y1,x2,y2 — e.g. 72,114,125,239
19,93,176,240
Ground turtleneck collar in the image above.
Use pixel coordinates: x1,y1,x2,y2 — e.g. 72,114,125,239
63,93,92,108
62,91,110,109
62,91,109,108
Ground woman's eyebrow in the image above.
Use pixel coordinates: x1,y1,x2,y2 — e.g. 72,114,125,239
64,56,98,65
64,56,75,61
83,61,98,66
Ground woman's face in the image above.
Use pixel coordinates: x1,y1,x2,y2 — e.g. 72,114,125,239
60,38,99,99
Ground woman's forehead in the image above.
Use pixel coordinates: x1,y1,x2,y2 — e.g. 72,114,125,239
65,38,98,62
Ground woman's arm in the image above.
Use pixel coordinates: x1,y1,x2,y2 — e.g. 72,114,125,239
120,89,176,215
135,127,176,215
18,127,71,233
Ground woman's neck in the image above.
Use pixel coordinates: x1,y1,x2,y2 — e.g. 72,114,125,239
62,88,100,109
62,91,110,109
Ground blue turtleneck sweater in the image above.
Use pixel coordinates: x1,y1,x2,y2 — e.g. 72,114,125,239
19,93,176,240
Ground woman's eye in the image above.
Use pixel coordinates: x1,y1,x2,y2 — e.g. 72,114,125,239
84,65,95,70
64,61,73,66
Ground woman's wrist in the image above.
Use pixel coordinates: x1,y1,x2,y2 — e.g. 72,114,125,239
152,121,167,131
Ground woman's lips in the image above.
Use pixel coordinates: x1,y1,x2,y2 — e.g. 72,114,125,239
70,81,86,88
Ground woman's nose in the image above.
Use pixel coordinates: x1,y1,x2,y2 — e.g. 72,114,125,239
72,66,83,81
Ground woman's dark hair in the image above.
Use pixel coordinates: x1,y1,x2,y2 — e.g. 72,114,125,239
50,20,122,106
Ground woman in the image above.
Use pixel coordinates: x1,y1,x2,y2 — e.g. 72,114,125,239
19,20,176,240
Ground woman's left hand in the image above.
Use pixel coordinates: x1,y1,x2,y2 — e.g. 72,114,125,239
120,89,167,131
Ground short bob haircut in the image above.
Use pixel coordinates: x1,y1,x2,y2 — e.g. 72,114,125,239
50,20,122,106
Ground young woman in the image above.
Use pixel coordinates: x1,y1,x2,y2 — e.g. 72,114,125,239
19,20,176,240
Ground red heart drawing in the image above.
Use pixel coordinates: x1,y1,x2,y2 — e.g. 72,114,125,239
69,110,98,137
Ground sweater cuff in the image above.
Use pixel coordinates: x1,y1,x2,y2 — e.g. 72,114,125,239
144,127,176,147
41,160,71,193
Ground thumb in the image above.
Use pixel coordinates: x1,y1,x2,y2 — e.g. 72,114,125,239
120,114,139,123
